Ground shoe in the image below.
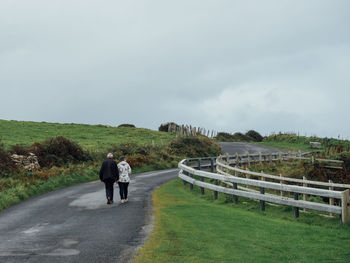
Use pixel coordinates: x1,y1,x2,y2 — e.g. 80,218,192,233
121,199,125,204
125,198,128,202
107,198,112,204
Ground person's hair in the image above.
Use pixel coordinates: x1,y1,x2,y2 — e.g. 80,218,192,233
119,156,126,161
107,153,113,159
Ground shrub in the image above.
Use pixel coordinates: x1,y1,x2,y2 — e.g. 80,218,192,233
158,122,179,132
215,132,235,142
215,132,252,142
0,139,17,175
9,145,31,155
107,142,152,157
245,130,263,142
232,132,251,142
168,136,221,158
31,136,92,167
118,124,136,128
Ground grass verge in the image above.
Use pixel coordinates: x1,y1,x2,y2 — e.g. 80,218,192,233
134,179,350,263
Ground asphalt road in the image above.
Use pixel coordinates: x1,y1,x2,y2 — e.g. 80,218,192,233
0,142,284,263
0,169,178,263
218,142,286,155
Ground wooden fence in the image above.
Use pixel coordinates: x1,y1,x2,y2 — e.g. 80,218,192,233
178,154,350,224
166,123,218,138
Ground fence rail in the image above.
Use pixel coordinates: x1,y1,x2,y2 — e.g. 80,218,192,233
178,154,350,223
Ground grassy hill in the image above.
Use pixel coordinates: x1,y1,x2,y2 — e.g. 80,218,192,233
0,119,222,211
0,119,175,151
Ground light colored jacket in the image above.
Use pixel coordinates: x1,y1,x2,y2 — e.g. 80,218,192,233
117,161,132,183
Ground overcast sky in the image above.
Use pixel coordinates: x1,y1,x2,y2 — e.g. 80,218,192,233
1,0,349,138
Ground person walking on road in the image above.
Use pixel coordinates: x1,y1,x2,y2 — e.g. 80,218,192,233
99,153,119,204
117,156,132,203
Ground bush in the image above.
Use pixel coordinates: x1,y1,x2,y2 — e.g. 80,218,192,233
107,142,152,157
158,122,179,132
168,136,221,158
215,132,235,142
0,139,17,175
215,132,252,142
232,132,251,142
9,145,31,155
31,136,92,167
118,124,136,128
245,130,263,142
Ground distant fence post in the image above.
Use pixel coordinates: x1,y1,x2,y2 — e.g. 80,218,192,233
259,152,262,164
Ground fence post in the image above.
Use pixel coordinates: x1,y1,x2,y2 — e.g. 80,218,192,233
294,193,299,218
279,152,282,162
245,167,250,189
303,176,307,212
259,152,262,164
198,159,205,195
280,174,284,197
214,180,218,200
329,180,334,217
269,152,272,165
236,152,239,167
190,175,193,191
341,189,350,224
210,158,215,173
260,176,265,211
247,153,250,167
233,183,238,203
226,153,230,165
183,160,188,185
190,160,194,191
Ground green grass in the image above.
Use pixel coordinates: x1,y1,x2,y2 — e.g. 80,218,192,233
258,133,350,153
0,119,175,151
134,179,350,263
257,140,317,152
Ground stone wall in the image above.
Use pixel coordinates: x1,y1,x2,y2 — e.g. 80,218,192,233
11,153,40,171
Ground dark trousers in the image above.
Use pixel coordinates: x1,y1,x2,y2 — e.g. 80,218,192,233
104,178,115,200
118,182,129,200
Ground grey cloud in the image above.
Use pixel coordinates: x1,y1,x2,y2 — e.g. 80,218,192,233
0,0,349,137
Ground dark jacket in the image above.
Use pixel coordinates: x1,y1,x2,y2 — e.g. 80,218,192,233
99,159,119,181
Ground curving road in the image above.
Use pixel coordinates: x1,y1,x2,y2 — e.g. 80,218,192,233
0,169,178,263
0,142,284,263
218,142,286,155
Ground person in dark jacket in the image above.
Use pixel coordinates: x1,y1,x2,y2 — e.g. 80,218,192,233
99,153,119,204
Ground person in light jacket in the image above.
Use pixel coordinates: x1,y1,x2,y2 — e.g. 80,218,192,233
99,153,119,204
117,156,132,203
